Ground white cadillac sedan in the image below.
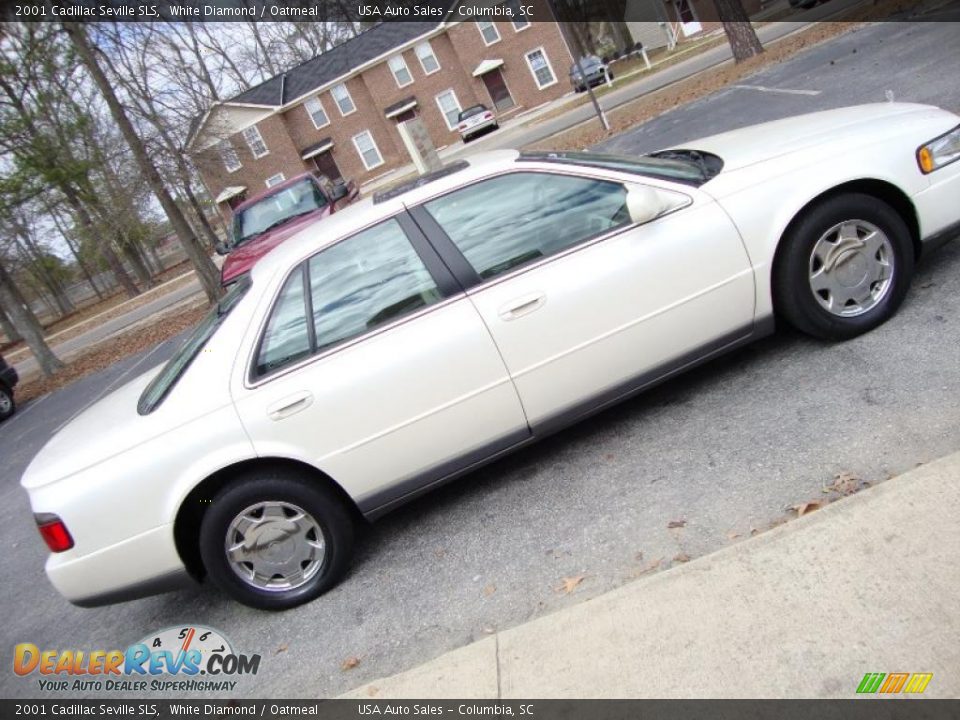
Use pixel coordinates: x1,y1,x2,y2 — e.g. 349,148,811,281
22,104,960,610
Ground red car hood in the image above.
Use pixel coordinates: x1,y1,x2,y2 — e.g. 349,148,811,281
221,207,332,284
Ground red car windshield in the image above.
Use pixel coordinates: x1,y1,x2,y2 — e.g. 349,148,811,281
232,179,328,248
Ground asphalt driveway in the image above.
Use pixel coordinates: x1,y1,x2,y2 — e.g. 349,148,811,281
3,21,960,699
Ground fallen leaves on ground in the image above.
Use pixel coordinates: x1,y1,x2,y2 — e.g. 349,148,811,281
792,501,823,517
274,643,288,655
667,519,687,529
366,686,380,697
673,552,691,563
554,575,587,594
482,584,497,597
726,531,741,541
341,656,361,671
824,471,869,496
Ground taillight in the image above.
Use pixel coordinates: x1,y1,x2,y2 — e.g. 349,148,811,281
35,513,74,553
458,123,467,130
484,112,493,119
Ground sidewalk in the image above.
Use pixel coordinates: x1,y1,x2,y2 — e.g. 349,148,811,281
341,452,960,698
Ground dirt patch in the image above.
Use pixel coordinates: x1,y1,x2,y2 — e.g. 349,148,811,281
527,22,867,153
16,302,209,404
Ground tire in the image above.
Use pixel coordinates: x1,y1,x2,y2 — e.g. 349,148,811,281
608,71,615,81
0,384,14,421
773,193,914,341
199,468,354,610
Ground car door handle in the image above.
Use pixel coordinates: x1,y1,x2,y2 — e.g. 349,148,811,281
498,292,546,320
267,391,313,421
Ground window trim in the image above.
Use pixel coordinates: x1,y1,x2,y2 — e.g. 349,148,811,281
388,54,414,88
476,20,501,46
505,0,530,30
410,168,677,292
219,139,242,173
435,89,463,131
265,173,286,187
352,130,385,171
524,47,558,90
331,82,356,117
242,125,269,159
304,97,330,129
246,213,462,387
415,41,440,75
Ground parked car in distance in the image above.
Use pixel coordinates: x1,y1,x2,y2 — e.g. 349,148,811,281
0,353,19,421
219,172,358,286
457,104,499,142
570,55,612,92
21,103,960,610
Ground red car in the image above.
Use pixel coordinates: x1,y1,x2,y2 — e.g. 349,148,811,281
219,173,358,286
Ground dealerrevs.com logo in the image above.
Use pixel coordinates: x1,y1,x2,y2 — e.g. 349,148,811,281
14,625,261,693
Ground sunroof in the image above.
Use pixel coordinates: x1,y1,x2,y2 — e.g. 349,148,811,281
372,161,470,204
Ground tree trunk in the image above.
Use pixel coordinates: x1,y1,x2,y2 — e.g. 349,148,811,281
13,228,75,316
64,22,221,304
0,261,64,376
714,0,764,62
0,304,22,344
50,208,104,300
117,234,155,289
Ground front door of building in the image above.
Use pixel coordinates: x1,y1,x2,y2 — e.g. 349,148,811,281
313,151,342,182
481,69,515,112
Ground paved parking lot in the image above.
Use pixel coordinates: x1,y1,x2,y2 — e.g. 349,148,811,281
3,21,960,699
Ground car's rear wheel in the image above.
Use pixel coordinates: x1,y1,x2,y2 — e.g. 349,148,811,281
773,193,914,341
199,469,354,610
0,384,14,421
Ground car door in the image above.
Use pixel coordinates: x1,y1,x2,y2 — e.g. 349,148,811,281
231,214,529,515
409,168,755,430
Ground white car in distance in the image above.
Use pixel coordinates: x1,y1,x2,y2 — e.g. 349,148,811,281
21,103,960,610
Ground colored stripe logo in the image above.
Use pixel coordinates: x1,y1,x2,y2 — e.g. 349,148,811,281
857,672,932,694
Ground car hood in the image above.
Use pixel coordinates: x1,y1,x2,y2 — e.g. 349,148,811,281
222,207,331,284
674,102,940,173
20,367,161,490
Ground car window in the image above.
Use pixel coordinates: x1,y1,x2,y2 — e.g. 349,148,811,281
233,178,328,247
308,219,442,351
458,105,487,121
423,172,630,280
253,219,443,378
256,267,312,376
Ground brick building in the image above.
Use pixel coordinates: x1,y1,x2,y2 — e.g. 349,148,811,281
189,18,576,216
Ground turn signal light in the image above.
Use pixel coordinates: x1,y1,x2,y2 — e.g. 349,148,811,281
35,513,74,553
918,146,935,173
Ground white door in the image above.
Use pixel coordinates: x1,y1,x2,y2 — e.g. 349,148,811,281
232,217,528,512
417,170,755,428
675,0,702,36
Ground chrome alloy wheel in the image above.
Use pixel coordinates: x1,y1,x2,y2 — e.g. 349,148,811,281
224,501,325,591
0,389,11,414
808,219,894,317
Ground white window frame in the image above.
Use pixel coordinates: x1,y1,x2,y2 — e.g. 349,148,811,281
352,130,384,171
242,125,269,159
477,21,500,46
506,0,530,30
525,47,558,90
265,173,286,188
219,139,241,173
331,83,356,117
304,97,330,129
388,54,414,88
415,41,440,75
435,89,463,131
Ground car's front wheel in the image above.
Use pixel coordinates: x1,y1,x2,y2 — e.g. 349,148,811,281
199,469,354,610
773,193,914,341
0,384,14,421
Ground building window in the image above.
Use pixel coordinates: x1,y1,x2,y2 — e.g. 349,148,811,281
505,0,530,29
304,97,330,129
331,83,356,116
415,41,440,75
435,89,462,131
525,48,557,89
477,21,500,46
265,173,286,187
219,140,241,172
388,55,413,87
242,125,268,158
352,130,384,170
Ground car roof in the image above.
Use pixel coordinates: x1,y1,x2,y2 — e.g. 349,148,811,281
249,150,519,285
233,173,318,212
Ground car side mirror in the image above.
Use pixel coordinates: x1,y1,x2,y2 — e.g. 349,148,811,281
625,185,689,225
214,240,230,256
330,181,349,201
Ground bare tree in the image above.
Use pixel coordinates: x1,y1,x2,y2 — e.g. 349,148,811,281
63,22,221,304
0,260,63,376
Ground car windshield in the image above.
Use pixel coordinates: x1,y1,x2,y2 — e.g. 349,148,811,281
517,150,719,186
459,105,488,121
570,57,601,75
137,277,251,415
232,178,328,248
